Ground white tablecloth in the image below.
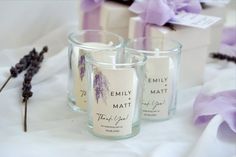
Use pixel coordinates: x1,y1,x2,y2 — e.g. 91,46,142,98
0,1,235,157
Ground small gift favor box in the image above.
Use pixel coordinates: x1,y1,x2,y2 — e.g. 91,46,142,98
79,1,135,39
129,17,211,88
201,4,227,61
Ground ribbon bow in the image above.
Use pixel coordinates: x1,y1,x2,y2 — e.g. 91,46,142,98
129,0,202,26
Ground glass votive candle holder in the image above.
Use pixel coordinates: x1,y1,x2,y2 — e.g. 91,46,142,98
85,50,147,139
126,37,182,121
67,30,124,112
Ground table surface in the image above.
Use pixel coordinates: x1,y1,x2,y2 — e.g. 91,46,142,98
0,1,236,157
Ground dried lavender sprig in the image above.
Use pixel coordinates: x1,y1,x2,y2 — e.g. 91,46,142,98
0,48,36,93
210,52,236,64
22,46,48,132
24,101,28,132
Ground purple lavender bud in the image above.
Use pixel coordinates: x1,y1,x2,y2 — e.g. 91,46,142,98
78,55,86,81
93,71,109,104
80,67,85,81
79,55,85,65
10,67,18,77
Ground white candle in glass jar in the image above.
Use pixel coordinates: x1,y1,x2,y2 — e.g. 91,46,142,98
142,52,175,120
71,42,114,111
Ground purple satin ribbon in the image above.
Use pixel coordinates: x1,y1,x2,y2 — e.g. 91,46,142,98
129,0,202,26
193,90,236,134
80,0,104,29
173,0,202,14
222,27,236,47
130,0,202,39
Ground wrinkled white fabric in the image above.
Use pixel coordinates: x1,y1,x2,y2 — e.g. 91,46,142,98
0,1,236,157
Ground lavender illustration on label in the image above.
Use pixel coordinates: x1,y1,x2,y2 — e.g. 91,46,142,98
78,55,85,81
93,69,109,104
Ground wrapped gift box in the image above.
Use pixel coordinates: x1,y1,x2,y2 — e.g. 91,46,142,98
129,17,211,88
201,4,227,61
79,1,135,39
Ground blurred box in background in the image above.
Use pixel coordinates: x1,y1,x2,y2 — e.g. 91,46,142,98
79,1,134,39
201,3,227,62
129,17,211,88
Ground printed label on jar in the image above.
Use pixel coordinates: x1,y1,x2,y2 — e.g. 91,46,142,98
92,68,137,137
142,56,171,119
72,49,87,110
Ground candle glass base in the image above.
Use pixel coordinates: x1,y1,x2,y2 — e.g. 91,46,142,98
67,93,86,112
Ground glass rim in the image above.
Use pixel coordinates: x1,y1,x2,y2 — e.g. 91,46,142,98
68,29,124,50
126,37,182,54
85,51,147,67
